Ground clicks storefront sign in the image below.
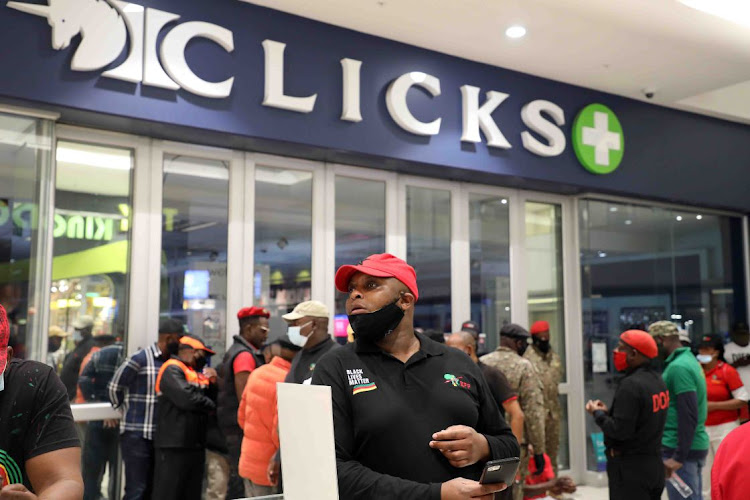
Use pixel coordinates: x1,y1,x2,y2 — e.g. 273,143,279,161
0,0,747,209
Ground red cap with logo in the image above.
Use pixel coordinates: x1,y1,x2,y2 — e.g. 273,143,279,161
237,306,270,319
620,330,658,359
0,305,8,373
530,321,550,336
335,253,419,301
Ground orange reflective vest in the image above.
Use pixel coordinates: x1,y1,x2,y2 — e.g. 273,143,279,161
155,358,209,395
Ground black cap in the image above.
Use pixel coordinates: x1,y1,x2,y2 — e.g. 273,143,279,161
159,318,184,335
732,322,749,334
698,333,724,351
461,320,480,337
500,323,530,339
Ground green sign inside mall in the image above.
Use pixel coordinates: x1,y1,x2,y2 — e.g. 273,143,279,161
571,104,625,175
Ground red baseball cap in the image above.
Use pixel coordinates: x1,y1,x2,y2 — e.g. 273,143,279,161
237,306,270,319
0,305,8,373
620,330,658,359
335,253,419,301
530,321,550,336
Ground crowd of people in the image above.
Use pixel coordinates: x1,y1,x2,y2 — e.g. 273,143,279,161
1,253,749,500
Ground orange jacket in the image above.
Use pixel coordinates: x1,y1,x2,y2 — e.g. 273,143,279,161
238,356,291,485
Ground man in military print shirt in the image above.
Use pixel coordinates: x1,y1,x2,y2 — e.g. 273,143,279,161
481,323,546,500
525,320,563,475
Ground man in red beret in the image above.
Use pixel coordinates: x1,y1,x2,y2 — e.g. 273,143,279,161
585,330,669,500
525,320,563,475
216,306,270,499
313,253,519,500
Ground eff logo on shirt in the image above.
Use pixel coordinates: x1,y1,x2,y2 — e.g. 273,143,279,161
0,450,22,487
444,373,471,390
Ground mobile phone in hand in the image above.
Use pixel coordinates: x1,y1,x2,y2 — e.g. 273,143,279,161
479,457,521,485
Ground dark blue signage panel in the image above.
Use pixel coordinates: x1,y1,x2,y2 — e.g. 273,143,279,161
0,0,748,211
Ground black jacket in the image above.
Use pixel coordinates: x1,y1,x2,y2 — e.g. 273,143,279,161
155,362,217,450
60,336,95,400
594,364,668,456
216,335,264,435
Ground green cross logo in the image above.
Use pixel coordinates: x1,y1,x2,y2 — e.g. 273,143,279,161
572,104,624,175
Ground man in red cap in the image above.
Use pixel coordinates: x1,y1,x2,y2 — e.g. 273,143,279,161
585,330,669,500
525,320,563,474
153,335,218,500
216,306,270,499
313,253,519,500
0,304,83,499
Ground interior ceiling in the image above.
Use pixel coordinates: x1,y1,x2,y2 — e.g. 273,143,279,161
242,0,750,125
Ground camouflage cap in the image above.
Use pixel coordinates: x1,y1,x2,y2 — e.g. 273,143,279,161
648,320,679,338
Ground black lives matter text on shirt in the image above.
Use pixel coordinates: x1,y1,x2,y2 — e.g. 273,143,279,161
0,359,80,490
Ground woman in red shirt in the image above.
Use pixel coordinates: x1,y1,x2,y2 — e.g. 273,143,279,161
697,334,749,499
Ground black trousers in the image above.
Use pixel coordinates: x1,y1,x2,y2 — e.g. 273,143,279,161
607,454,664,500
81,422,119,500
225,432,245,499
151,448,205,500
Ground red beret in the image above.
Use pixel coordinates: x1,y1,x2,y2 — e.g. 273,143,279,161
530,321,550,336
237,306,270,319
620,330,658,359
335,253,419,301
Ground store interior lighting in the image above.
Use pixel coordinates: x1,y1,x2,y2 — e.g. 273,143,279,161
505,25,527,38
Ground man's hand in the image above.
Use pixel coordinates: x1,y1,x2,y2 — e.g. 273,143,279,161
429,426,490,468
0,484,37,499
585,400,607,415
441,478,506,500
203,367,218,381
267,458,281,486
663,458,683,479
103,419,119,429
550,476,577,495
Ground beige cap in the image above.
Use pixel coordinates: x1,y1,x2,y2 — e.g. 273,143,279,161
49,326,70,338
678,329,691,344
72,315,95,330
282,300,330,321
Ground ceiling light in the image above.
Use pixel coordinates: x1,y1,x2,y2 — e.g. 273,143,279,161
624,219,632,225
696,214,703,220
679,0,750,28
57,145,132,171
505,25,527,39
501,199,508,205
675,215,683,221
598,251,607,258
609,206,618,212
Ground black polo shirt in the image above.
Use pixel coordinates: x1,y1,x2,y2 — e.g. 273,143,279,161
285,336,339,384
0,359,80,490
478,361,517,418
312,333,519,500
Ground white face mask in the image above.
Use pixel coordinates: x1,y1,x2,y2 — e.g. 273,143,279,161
73,330,83,343
696,354,714,365
288,321,313,348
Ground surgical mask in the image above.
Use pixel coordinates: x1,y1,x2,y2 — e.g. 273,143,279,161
0,373,4,392
613,351,629,372
348,300,404,344
288,321,313,348
533,338,551,354
696,354,714,365
73,330,83,343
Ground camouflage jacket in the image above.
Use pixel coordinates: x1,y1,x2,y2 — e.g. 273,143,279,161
480,347,546,454
524,345,562,418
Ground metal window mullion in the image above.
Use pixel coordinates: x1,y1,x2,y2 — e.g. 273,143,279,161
323,164,337,334
225,151,246,346
743,216,750,324
388,177,407,259
242,153,256,313
451,186,470,333
310,162,327,310
509,192,528,326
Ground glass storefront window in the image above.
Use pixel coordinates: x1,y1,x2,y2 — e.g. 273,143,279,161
160,155,229,360
407,186,451,332
580,198,747,470
334,176,386,327
0,112,52,361
526,202,566,379
254,166,313,340
469,194,511,352
51,142,132,401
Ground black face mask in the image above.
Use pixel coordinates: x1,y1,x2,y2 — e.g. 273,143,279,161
194,356,207,371
516,339,529,357
533,338,551,354
348,300,405,344
166,340,180,357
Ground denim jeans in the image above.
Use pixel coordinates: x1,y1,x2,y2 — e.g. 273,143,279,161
663,451,706,500
120,431,155,500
